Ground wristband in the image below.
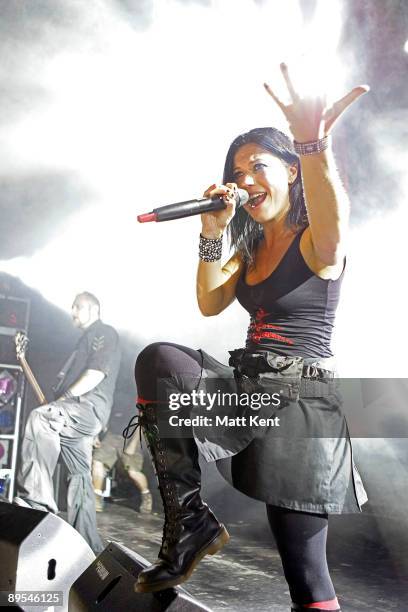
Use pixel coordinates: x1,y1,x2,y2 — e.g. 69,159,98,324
293,135,330,156
199,234,222,262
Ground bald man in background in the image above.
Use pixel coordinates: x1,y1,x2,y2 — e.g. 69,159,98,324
15,292,121,553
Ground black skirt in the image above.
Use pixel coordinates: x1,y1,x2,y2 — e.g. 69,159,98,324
192,349,368,515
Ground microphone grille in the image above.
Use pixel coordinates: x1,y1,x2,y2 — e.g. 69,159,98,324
236,188,249,207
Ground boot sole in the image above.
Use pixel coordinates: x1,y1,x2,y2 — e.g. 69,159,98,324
135,524,230,593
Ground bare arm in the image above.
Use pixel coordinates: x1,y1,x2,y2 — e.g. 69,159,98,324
196,183,244,316
299,149,349,265
197,252,243,316
265,64,368,266
62,369,105,398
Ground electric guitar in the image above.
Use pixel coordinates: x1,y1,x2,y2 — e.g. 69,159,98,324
14,332,47,405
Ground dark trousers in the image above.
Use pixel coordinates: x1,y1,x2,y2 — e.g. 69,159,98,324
18,398,104,553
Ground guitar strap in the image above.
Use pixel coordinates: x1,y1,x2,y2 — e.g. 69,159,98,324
52,350,78,397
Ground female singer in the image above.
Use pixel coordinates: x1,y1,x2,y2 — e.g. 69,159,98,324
133,64,368,612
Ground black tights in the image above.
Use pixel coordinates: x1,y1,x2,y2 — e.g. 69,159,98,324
135,342,336,605
266,505,335,604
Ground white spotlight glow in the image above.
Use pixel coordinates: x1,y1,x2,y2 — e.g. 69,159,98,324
2,0,406,374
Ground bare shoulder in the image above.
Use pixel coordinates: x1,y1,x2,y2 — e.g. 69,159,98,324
299,227,345,281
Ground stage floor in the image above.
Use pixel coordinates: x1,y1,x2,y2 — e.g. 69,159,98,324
97,503,407,612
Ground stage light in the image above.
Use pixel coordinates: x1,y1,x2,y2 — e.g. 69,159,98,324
404,39,408,53
279,0,346,100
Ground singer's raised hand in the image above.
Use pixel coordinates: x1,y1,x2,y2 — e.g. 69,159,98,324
201,183,238,239
264,63,369,143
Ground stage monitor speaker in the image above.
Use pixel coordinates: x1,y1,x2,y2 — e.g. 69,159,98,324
69,541,212,611
0,502,95,611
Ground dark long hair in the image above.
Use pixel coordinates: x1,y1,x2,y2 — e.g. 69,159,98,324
223,127,308,262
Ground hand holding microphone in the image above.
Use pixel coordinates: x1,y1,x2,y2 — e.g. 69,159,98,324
200,183,242,239
137,183,248,226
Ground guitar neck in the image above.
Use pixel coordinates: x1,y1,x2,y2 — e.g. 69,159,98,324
19,356,47,405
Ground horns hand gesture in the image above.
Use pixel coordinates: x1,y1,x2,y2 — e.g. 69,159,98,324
264,63,369,143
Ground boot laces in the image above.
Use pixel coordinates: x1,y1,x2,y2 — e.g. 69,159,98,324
122,404,159,451
128,404,181,552
163,514,180,546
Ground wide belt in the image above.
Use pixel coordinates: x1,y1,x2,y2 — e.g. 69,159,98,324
228,348,337,400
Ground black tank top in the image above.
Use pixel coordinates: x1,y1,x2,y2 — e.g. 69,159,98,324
235,229,344,358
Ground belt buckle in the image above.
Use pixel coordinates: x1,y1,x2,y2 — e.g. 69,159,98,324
303,364,319,379
303,365,333,381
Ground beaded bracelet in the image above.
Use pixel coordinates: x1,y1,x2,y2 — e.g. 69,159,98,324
293,135,330,156
199,234,222,262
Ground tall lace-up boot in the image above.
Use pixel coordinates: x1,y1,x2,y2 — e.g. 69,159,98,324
135,403,229,593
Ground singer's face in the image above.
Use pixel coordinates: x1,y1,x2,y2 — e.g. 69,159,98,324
232,143,297,224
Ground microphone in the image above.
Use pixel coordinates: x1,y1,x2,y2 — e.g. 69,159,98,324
137,189,249,223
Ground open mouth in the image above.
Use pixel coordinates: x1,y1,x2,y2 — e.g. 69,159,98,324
247,192,267,209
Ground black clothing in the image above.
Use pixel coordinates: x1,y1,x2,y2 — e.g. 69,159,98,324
235,231,344,358
135,228,366,603
136,342,367,514
135,403,229,593
266,506,335,604
135,341,362,602
57,319,121,427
